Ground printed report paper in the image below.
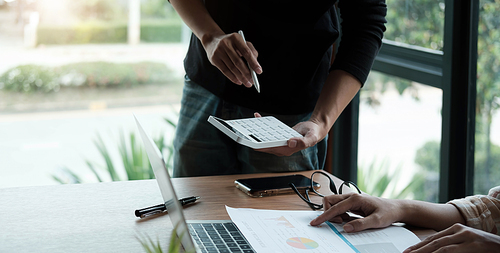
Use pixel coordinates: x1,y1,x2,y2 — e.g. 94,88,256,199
226,206,421,253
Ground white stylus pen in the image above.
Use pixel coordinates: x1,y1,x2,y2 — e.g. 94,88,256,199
238,30,261,93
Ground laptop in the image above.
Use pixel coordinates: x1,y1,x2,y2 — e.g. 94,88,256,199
134,115,256,253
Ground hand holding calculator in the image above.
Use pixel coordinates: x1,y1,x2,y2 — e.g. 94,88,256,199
208,116,303,149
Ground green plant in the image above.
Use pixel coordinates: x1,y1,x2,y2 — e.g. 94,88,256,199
0,62,175,94
357,158,425,199
0,65,60,93
52,117,176,184
413,140,440,202
141,0,174,19
37,20,182,45
385,0,445,50
37,22,127,44
57,61,174,88
414,138,500,199
137,222,195,253
71,0,124,21
140,19,183,43
137,234,166,253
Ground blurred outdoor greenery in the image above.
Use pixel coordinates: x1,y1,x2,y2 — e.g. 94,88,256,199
52,117,176,184
384,0,445,50
0,65,60,93
365,0,500,200
476,0,500,194
2,0,498,201
37,19,182,44
69,0,176,21
36,0,182,45
0,62,175,93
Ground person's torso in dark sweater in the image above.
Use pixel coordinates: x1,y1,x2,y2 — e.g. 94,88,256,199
183,0,386,115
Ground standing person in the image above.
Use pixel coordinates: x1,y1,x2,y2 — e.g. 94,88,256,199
169,0,387,177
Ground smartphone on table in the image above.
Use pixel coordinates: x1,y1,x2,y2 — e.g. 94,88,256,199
235,174,320,197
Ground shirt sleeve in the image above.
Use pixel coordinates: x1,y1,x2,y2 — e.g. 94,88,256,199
330,0,387,86
448,187,500,235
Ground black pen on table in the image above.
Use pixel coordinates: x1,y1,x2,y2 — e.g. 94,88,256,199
135,196,200,218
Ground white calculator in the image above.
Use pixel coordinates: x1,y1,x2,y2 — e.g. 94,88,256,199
208,116,303,149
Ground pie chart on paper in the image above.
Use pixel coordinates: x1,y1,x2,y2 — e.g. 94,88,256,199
286,237,319,249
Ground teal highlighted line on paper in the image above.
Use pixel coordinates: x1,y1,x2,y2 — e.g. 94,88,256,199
325,221,361,253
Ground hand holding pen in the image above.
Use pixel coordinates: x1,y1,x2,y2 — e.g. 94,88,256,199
135,196,200,218
238,30,261,93
202,30,262,90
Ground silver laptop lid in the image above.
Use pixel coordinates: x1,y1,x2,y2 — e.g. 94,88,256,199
134,115,197,252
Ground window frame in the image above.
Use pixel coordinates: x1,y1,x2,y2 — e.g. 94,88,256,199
329,0,479,203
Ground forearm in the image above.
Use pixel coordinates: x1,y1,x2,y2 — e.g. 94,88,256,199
396,199,466,231
169,0,224,46
309,69,361,136
333,0,386,85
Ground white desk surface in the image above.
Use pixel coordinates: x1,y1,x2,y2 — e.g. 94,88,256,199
1,171,323,253
1,180,169,253
0,171,434,252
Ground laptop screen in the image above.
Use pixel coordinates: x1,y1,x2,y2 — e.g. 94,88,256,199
134,115,197,252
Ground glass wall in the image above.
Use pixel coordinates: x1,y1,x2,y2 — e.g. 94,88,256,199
0,0,186,188
361,0,446,201
474,0,500,195
358,71,442,202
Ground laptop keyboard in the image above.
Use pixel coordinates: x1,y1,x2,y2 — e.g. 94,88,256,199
188,222,256,253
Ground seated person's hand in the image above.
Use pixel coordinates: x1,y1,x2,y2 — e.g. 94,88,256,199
403,223,500,253
253,113,324,157
310,192,403,233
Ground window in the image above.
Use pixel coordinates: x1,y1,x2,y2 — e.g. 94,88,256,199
0,0,185,188
332,1,480,202
474,0,500,195
385,0,445,51
358,72,442,202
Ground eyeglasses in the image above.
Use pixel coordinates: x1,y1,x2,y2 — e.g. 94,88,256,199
289,171,361,210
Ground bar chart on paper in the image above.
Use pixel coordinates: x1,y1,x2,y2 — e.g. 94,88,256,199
266,216,295,228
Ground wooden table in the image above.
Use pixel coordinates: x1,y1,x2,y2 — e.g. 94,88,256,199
0,171,434,252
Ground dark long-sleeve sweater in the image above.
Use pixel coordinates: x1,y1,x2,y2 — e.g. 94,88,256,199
183,0,387,115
